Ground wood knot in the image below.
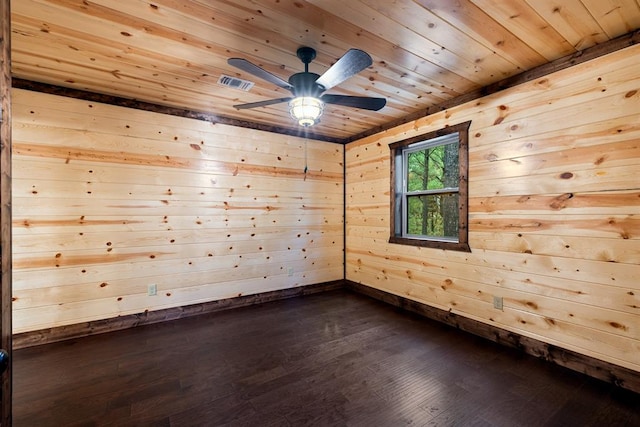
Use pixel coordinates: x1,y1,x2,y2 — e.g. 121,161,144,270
609,321,628,331
594,155,607,165
549,192,574,210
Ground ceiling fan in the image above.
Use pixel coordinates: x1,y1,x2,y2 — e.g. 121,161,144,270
227,47,386,127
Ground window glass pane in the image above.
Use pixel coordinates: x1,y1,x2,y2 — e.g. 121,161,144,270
406,193,459,239
407,142,458,192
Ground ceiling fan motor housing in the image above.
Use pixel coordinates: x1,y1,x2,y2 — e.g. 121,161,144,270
289,72,323,98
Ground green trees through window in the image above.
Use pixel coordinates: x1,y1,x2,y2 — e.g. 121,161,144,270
406,141,459,238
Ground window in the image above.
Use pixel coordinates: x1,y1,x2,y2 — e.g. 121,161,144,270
390,121,470,252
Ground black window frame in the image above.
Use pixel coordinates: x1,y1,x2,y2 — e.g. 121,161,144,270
389,121,471,252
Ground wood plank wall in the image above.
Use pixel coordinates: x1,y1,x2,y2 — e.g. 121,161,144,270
346,44,640,373
11,89,344,333
1,0,13,422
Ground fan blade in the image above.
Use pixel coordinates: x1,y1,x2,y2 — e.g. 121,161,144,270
233,97,292,110
228,58,293,90
321,94,386,111
315,49,373,91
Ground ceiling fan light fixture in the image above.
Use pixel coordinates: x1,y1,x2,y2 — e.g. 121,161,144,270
289,96,324,127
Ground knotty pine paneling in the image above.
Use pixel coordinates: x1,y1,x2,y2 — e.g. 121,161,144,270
12,88,344,333
345,44,640,372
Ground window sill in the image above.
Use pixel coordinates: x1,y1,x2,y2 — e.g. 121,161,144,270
389,236,471,252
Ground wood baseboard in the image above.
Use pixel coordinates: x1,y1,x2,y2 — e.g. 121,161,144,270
346,280,640,394
13,280,346,349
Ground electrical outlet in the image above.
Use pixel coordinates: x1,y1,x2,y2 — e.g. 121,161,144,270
287,267,294,277
493,296,503,310
148,284,157,296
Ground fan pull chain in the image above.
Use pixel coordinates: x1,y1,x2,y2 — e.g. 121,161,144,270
303,137,308,181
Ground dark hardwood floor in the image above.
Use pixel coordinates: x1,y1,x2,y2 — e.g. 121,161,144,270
13,289,640,426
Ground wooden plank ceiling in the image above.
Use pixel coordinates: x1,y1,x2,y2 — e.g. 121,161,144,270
10,0,640,142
